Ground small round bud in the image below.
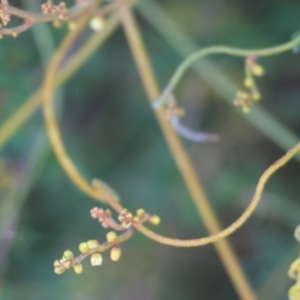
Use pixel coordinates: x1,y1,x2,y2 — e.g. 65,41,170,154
294,225,300,242
89,17,105,32
87,240,99,249
118,209,133,228
242,106,250,114
244,77,254,88
73,264,83,274
288,283,300,299
136,208,145,218
288,258,300,279
79,242,89,254
68,21,77,31
252,92,261,101
110,246,121,262
54,266,65,274
149,215,160,225
132,216,140,223
54,260,61,267
91,253,103,266
63,250,73,260
106,231,117,243
251,64,264,76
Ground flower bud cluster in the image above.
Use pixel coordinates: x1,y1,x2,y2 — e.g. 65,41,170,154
41,1,70,28
91,207,113,228
118,208,161,228
105,232,122,262
90,205,161,230
234,56,265,113
41,1,68,20
78,239,100,254
118,208,133,228
288,225,300,300
41,1,56,14
54,207,160,275
90,207,124,230
53,249,75,275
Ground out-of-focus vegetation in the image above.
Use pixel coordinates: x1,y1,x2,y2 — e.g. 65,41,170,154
0,0,300,299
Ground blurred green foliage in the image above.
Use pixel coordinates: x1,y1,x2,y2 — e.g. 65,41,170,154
0,0,300,299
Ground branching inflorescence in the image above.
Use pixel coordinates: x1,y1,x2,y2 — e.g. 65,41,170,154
0,0,114,37
1,2,300,296
54,181,160,275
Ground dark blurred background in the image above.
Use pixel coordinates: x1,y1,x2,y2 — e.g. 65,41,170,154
0,0,300,299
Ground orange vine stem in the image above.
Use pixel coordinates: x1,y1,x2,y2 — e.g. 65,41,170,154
134,140,300,246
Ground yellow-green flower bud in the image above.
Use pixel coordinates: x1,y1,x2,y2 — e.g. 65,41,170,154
132,216,140,223
54,260,61,267
244,77,255,88
106,231,117,243
73,264,83,274
288,258,300,279
110,246,121,262
294,225,300,242
54,266,65,275
252,64,264,76
68,21,77,31
288,283,300,300
63,250,73,260
87,240,99,249
136,208,145,218
91,253,103,266
149,215,160,225
242,106,250,114
79,242,89,254
59,2,66,8
252,92,261,101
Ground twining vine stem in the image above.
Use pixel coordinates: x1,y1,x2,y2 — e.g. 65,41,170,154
42,8,300,247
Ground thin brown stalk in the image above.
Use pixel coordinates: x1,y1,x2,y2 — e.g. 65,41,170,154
42,17,104,202
117,2,257,299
